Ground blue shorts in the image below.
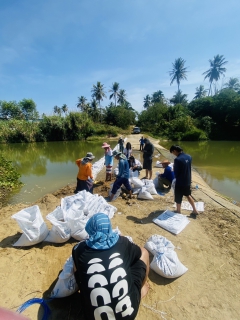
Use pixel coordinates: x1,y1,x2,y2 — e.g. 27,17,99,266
111,177,132,194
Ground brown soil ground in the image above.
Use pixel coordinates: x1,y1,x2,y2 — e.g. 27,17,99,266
0,135,239,320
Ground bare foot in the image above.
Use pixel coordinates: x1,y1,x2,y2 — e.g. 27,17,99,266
141,282,150,299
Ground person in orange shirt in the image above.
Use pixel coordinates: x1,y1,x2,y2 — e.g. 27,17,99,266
74,152,95,194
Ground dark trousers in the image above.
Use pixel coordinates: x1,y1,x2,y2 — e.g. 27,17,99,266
74,178,93,194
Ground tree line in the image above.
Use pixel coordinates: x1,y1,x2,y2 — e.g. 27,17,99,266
0,54,240,142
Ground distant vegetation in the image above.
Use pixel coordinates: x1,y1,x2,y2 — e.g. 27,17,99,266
0,54,240,142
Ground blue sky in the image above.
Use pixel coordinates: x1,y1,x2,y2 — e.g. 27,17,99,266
0,0,240,115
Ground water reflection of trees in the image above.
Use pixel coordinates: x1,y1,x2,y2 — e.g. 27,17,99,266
0,141,117,177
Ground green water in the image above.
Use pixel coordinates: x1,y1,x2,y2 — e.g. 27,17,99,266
0,140,118,205
158,140,240,203
1,140,240,205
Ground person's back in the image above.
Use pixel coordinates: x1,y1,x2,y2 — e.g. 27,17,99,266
119,157,130,179
174,152,192,186
73,236,142,320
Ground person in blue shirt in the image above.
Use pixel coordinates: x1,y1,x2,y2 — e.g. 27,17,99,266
139,136,145,151
170,145,199,217
101,142,113,181
158,160,175,190
109,151,132,201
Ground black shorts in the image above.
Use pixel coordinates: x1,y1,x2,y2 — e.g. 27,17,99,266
143,158,152,170
175,185,191,203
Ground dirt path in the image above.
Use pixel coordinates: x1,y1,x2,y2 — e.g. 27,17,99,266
0,135,239,319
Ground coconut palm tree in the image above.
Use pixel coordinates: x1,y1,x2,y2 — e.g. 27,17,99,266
143,95,151,109
194,85,208,99
169,57,188,91
224,77,240,91
61,104,68,115
109,82,120,106
53,105,61,116
170,90,188,106
89,99,100,122
117,89,127,105
151,90,164,104
76,96,88,112
203,54,228,96
91,82,106,122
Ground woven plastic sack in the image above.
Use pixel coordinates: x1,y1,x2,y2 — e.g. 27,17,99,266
150,250,188,278
138,187,154,200
129,177,145,188
12,205,49,246
144,234,175,255
45,206,71,243
51,256,78,298
153,210,190,235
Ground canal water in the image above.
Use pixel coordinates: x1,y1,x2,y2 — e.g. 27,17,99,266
0,140,118,205
158,140,240,203
1,140,239,205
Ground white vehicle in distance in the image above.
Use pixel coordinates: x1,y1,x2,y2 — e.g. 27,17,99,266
133,127,141,134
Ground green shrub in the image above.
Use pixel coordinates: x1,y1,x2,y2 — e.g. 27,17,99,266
181,128,208,141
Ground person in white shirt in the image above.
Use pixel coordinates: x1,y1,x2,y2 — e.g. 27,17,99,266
128,154,142,174
123,142,132,159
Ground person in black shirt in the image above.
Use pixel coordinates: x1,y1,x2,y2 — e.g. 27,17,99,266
72,213,149,320
142,138,154,180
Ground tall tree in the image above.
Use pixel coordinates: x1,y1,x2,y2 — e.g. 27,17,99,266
61,104,68,114
151,90,164,104
76,96,88,112
19,98,39,120
109,82,120,106
194,85,208,99
224,77,240,92
203,54,228,96
169,57,188,91
53,105,61,116
89,99,100,122
143,95,151,109
117,89,127,105
170,90,188,106
91,82,106,122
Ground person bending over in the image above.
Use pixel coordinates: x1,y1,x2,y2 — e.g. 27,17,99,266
158,159,175,190
72,213,150,320
170,145,199,217
109,151,132,201
128,154,142,175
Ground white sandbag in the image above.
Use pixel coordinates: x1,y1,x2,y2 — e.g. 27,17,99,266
129,177,145,188
129,169,139,178
150,250,188,278
132,187,141,195
12,205,49,246
95,196,117,219
64,208,89,241
145,181,158,195
173,201,205,212
109,183,121,201
144,234,175,255
155,161,163,168
153,210,190,235
45,207,71,243
114,167,119,177
171,178,176,195
138,187,154,200
51,256,78,298
153,172,160,188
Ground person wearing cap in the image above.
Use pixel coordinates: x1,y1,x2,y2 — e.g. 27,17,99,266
170,145,199,217
128,154,142,174
74,152,95,194
142,138,154,180
72,213,150,320
101,142,113,181
158,160,175,190
109,150,132,201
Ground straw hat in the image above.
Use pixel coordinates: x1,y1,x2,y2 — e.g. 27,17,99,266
161,159,170,165
101,142,110,148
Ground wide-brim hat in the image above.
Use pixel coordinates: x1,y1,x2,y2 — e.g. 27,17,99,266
85,152,95,160
112,150,121,157
161,159,170,165
101,142,110,148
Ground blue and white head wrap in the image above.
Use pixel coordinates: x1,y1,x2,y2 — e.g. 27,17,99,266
85,213,119,250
